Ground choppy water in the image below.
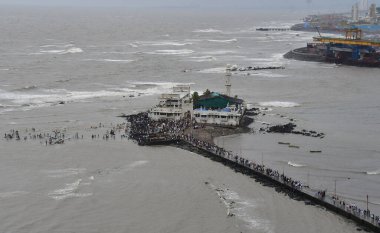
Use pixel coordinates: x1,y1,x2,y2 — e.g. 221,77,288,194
1,6,379,233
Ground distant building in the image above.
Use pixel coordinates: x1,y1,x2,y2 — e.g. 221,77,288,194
148,85,193,121
352,3,359,22
369,3,377,22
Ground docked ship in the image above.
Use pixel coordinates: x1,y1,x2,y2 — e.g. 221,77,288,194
284,28,380,67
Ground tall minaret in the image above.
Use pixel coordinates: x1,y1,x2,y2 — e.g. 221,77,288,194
225,64,232,97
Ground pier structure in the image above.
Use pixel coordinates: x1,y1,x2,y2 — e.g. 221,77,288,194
178,135,380,232
126,113,380,232
256,27,291,31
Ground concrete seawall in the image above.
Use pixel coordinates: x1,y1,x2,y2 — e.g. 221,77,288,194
173,140,380,233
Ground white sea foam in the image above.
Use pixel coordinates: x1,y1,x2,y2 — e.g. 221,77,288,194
103,59,134,63
129,43,139,48
0,191,28,199
207,183,274,232
42,168,86,178
247,72,288,78
207,38,237,43
288,161,306,168
198,67,226,74
258,101,300,108
193,28,222,33
187,56,216,62
366,169,380,175
147,49,194,55
201,50,234,55
37,47,83,55
0,81,189,112
48,179,92,200
0,68,10,71
137,41,192,46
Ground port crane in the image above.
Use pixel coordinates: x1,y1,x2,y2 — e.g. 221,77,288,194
313,28,380,61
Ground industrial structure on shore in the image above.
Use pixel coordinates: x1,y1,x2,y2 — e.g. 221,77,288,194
284,28,380,67
148,65,246,127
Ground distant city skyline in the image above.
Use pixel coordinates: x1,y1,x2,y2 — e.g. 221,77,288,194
0,0,378,11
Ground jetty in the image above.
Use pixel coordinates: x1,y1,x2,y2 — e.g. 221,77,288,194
256,27,291,31
125,113,380,232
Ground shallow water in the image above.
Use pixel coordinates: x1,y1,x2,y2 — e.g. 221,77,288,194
0,6,379,233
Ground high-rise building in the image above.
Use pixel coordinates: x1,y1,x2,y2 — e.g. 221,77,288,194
369,3,377,20
352,3,359,21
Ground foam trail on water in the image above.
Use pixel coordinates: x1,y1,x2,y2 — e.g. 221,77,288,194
288,161,306,168
147,49,194,55
42,168,87,178
193,28,222,33
258,101,300,108
366,169,380,175
48,179,93,200
207,38,237,43
206,182,274,232
0,191,29,199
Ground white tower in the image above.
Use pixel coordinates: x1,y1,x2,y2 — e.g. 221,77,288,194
225,64,232,97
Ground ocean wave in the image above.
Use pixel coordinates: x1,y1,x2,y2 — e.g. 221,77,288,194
207,38,237,43
137,41,192,46
187,56,216,62
258,101,300,108
366,169,380,175
147,49,194,55
0,191,28,199
103,59,134,63
37,47,83,55
198,67,226,74
48,179,92,200
206,182,274,232
200,50,235,55
12,85,38,92
193,28,222,33
40,44,74,48
287,161,306,168
42,168,87,178
0,81,191,112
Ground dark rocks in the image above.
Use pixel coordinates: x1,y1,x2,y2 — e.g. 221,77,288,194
267,123,296,133
263,122,325,138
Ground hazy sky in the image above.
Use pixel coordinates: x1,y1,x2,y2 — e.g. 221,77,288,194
0,0,378,10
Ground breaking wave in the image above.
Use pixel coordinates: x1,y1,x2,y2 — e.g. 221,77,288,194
207,38,237,43
147,49,194,55
12,85,38,92
187,56,216,62
0,191,28,199
48,179,92,200
366,169,380,175
287,161,306,168
258,101,300,108
0,81,189,112
198,67,226,74
193,28,222,33
136,41,192,46
42,168,87,178
206,182,274,232
33,44,83,55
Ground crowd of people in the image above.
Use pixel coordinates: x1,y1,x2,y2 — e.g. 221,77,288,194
125,112,191,145
180,134,304,191
4,128,67,145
